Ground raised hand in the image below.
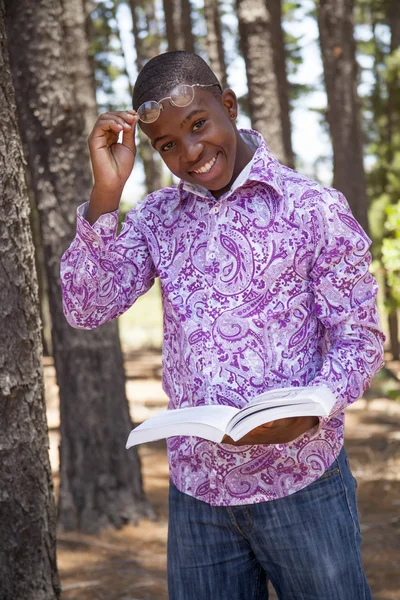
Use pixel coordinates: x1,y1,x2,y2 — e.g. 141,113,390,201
88,110,140,189
86,110,140,224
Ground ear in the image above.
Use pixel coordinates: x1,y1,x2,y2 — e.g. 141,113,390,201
221,89,238,121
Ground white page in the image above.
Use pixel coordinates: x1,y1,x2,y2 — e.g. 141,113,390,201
126,422,226,447
126,405,238,448
228,403,328,441
245,385,333,408
232,385,336,424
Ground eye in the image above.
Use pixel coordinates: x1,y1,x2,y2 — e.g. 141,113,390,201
192,118,206,131
161,141,174,152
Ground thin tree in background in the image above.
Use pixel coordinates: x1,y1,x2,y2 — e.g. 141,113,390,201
236,0,294,167
387,0,400,160
162,0,195,52
318,0,369,233
0,1,60,596
384,0,400,359
267,0,295,168
63,0,98,135
6,0,153,533
389,0,400,50
204,0,228,89
129,0,163,192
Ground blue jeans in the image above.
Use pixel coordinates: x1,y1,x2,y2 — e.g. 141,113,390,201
167,447,371,599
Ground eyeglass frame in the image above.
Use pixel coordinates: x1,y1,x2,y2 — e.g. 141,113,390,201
136,83,222,124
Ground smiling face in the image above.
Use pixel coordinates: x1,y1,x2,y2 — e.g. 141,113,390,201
140,88,254,198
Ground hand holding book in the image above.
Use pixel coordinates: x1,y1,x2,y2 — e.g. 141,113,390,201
221,415,319,446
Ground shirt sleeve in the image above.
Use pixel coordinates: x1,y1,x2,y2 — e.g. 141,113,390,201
60,201,157,329
307,190,385,431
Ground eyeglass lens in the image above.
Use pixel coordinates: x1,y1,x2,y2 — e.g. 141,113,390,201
137,101,161,123
137,85,196,123
169,85,195,107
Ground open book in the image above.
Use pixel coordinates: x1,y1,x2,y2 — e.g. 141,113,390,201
126,385,336,448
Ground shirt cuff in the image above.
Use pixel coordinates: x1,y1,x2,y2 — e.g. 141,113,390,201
76,202,120,250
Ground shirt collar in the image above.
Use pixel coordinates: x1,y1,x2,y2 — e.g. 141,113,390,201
178,128,284,200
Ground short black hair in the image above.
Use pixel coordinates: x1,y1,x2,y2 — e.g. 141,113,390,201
132,51,221,110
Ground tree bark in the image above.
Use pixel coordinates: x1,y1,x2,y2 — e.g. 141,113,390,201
0,1,60,596
203,0,228,89
318,0,369,233
6,0,153,534
162,0,195,52
236,0,294,167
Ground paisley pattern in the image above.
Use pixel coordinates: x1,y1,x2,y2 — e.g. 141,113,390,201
60,129,385,506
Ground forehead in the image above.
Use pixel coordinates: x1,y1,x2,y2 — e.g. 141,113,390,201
140,91,221,144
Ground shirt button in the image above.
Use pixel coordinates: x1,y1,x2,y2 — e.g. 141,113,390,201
206,342,212,349
93,241,99,248
212,206,220,214
209,252,216,260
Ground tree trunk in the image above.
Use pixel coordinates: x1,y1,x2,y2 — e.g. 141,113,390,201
162,0,195,52
203,0,228,89
236,0,294,166
0,2,60,597
6,0,153,533
266,0,294,168
62,0,98,136
388,311,400,361
29,191,53,357
129,0,163,193
389,0,400,51
386,0,400,360
318,0,369,233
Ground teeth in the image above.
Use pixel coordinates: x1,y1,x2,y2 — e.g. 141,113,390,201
194,154,217,174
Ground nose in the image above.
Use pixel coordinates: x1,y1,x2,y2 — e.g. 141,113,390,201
181,137,203,166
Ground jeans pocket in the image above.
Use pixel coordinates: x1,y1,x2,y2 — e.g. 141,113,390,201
318,460,340,480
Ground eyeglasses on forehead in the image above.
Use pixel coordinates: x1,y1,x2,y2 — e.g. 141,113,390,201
136,83,221,124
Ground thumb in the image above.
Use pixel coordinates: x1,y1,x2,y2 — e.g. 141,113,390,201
261,421,275,429
121,116,139,156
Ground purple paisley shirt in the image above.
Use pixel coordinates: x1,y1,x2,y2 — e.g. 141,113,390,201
60,129,384,506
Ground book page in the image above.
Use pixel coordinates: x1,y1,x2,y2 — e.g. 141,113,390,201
126,405,238,448
228,403,329,441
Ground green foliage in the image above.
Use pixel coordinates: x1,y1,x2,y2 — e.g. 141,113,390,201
383,201,400,305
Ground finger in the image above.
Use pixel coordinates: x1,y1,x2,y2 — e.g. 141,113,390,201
260,421,275,429
121,115,139,154
98,115,132,132
99,111,137,127
119,110,137,121
103,110,137,120
99,110,136,120
90,120,128,141
221,435,237,445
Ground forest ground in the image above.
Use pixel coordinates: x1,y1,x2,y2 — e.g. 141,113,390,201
44,349,400,600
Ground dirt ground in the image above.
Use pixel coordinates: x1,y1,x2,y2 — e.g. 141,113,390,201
45,351,400,600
